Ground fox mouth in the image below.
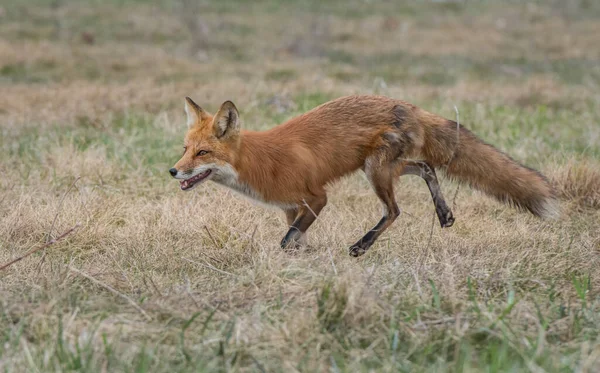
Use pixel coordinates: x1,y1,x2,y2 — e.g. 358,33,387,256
180,169,212,190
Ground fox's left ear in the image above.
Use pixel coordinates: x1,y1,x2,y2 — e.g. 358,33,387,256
213,100,240,139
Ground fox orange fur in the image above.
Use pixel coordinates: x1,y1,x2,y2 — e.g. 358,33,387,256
170,95,558,256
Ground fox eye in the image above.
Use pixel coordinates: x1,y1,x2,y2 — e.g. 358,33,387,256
182,146,187,155
196,150,209,157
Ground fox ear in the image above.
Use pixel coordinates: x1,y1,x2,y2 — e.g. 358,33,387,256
184,97,207,128
213,100,239,139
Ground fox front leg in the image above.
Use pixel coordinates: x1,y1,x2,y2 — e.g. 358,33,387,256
349,156,400,257
280,195,327,251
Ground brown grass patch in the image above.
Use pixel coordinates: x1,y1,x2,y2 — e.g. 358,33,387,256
552,159,600,209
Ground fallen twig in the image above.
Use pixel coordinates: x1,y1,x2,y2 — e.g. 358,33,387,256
67,265,152,321
37,177,81,274
203,225,220,248
0,224,81,271
46,177,81,243
412,315,470,330
182,256,236,277
147,274,163,297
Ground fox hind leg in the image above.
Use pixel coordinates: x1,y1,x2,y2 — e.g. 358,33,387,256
349,157,400,257
398,161,455,228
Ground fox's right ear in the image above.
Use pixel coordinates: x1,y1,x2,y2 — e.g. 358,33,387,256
184,97,207,128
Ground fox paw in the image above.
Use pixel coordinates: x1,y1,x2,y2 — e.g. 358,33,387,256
349,244,367,257
281,240,302,252
280,237,306,252
441,211,455,228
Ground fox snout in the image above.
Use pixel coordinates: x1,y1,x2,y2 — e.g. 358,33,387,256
169,168,178,178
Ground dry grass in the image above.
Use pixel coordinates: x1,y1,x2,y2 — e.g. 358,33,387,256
552,159,600,209
1,1,600,372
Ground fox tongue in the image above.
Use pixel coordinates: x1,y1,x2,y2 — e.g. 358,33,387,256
179,169,211,190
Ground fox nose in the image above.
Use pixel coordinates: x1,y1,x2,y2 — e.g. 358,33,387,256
169,168,178,177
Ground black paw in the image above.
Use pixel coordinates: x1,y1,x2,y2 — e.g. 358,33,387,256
441,210,455,228
349,244,367,257
280,238,302,252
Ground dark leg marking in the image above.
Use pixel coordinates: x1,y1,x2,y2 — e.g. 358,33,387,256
392,104,411,129
400,161,454,228
280,195,327,251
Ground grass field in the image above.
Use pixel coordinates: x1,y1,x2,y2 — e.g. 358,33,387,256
1,0,600,371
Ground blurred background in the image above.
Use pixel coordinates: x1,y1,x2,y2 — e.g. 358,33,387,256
2,0,599,129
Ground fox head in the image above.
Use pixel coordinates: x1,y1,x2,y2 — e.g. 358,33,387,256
169,97,241,191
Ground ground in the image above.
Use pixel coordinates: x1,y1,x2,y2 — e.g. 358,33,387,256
1,0,600,372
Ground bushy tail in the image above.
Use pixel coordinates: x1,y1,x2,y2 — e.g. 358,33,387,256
422,116,558,219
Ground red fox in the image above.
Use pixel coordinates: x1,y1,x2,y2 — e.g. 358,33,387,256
170,95,557,257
